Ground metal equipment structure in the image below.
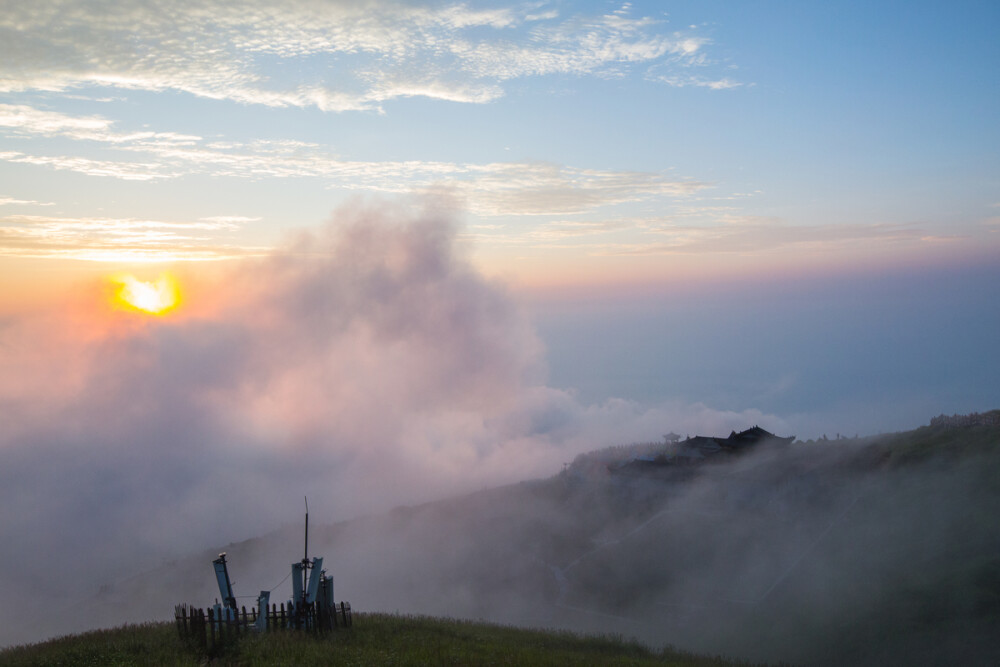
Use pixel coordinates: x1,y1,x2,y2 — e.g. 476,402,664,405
200,498,348,633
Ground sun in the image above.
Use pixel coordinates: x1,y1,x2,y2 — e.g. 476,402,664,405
111,273,181,315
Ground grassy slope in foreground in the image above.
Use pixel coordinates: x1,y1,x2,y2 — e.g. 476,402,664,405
0,613,758,666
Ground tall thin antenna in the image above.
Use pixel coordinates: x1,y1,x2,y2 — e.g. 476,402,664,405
301,496,310,608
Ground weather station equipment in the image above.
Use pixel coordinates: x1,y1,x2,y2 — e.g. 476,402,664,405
175,498,351,646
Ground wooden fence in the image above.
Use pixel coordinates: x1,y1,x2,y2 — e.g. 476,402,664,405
175,600,352,648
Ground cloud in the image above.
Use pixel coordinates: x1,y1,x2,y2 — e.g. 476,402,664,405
656,75,743,90
0,1,737,110
198,215,262,225
0,106,710,226
519,216,942,257
0,103,114,139
0,195,54,206
468,212,952,262
0,200,782,637
433,163,711,216
0,150,174,181
628,218,942,255
526,219,628,239
0,103,200,146
0,213,260,261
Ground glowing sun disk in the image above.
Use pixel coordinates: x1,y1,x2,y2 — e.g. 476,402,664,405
113,274,180,314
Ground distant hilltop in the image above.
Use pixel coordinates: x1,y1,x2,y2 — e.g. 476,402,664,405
929,410,1000,428
565,426,795,479
669,426,794,464
566,411,1000,482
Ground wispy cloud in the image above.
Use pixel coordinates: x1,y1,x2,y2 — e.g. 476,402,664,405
0,1,739,110
0,103,114,139
199,215,262,226
486,212,953,258
0,150,174,181
0,213,260,261
0,195,54,206
600,218,941,255
0,103,202,145
433,163,711,216
0,104,710,219
655,75,743,90
524,219,628,239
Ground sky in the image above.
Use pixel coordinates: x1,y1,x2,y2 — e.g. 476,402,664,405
1,0,999,630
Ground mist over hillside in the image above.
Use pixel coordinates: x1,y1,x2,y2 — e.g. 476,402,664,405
0,205,795,650
2,211,997,665
23,417,1000,666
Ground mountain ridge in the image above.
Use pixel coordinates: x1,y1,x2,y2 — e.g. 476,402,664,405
14,413,1000,665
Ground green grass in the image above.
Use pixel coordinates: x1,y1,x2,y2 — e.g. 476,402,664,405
0,614,754,666
877,421,1000,466
0,623,189,667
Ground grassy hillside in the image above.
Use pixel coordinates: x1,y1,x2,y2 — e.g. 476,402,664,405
0,614,754,666
17,417,1000,665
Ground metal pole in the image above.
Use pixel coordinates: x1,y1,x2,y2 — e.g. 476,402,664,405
303,497,310,611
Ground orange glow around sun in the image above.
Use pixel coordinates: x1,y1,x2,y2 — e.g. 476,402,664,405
110,273,182,315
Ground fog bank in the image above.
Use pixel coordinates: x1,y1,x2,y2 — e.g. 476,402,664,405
0,201,783,646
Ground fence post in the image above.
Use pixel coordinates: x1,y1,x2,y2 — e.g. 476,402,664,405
196,608,207,649
178,598,349,644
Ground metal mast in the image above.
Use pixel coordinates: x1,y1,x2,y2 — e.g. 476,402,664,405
302,496,310,605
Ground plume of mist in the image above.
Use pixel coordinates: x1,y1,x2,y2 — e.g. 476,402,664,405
302,435,1000,666
0,198,782,646
33,432,999,666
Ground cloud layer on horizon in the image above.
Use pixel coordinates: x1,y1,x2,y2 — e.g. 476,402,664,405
0,201,785,605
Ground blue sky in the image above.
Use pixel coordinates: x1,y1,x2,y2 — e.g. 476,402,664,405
2,0,996,276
